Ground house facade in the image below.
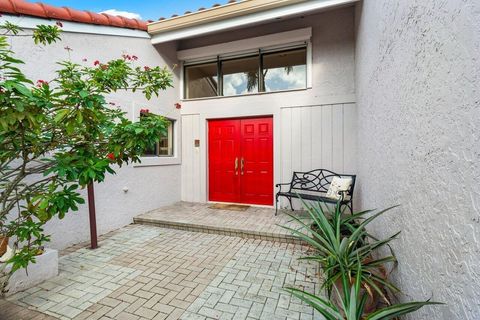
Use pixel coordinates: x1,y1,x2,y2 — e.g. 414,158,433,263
1,0,479,319
162,2,358,206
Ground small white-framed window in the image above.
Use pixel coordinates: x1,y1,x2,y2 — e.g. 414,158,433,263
142,115,175,157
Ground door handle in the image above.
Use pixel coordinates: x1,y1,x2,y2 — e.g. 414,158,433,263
240,157,244,175
234,157,239,175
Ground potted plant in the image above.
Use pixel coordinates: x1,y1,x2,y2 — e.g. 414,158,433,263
285,261,442,320
283,201,399,313
283,200,443,317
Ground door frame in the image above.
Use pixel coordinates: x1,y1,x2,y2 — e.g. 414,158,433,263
206,115,274,207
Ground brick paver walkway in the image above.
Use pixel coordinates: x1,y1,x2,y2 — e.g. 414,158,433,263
4,225,320,320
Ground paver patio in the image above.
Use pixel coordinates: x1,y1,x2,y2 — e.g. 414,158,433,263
3,223,320,320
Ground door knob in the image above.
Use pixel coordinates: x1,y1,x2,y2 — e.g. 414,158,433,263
234,157,239,175
240,157,244,175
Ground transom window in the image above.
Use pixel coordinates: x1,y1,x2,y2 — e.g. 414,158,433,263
184,46,307,99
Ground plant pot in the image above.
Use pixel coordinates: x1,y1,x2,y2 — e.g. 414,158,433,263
331,262,388,315
0,236,8,257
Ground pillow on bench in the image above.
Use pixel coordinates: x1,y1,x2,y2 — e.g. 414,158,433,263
326,177,353,200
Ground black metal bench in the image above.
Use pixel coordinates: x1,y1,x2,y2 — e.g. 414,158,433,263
275,169,356,215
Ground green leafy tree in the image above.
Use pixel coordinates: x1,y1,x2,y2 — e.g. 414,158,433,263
0,21,173,295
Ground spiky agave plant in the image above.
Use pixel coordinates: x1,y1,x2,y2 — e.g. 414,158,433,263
281,200,400,305
285,261,442,320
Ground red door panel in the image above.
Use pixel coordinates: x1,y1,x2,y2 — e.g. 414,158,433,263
208,119,241,203
208,116,273,206
240,117,273,205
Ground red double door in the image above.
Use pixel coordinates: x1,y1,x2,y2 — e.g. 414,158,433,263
208,116,273,205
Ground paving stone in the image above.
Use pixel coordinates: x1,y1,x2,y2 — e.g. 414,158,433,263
115,312,141,320
5,221,317,320
134,306,158,318
151,302,175,314
99,297,122,308
198,306,222,318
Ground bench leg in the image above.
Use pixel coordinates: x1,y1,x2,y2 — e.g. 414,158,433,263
288,197,294,211
342,202,353,215
275,195,279,216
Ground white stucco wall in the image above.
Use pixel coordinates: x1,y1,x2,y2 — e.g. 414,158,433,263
176,7,357,204
355,1,480,319
2,17,181,249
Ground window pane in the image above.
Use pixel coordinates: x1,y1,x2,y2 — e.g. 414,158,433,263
158,120,174,156
185,63,218,99
262,48,306,92
142,116,174,157
143,143,157,156
222,56,259,96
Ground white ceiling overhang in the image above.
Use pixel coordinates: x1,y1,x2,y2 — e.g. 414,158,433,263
149,0,359,44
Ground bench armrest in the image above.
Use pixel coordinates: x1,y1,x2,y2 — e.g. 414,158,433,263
275,183,290,192
338,189,352,202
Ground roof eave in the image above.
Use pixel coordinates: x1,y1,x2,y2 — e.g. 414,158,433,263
148,0,359,44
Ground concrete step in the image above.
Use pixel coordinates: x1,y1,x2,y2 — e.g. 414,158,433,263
133,216,303,244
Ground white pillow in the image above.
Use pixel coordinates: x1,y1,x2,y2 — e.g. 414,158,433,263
326,177,352,200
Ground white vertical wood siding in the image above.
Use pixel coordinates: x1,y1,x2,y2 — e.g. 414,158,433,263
181,114,202,202
281,103,356,176
180,103,356,205
279,103,357,207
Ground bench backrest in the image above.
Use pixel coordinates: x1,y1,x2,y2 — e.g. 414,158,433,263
289,169,356,196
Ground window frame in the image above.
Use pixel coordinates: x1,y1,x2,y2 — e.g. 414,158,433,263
134,113,180,167
182,43,309,100
261,47,308,93
142,118,175,158
184,61,219,99
219,53,261,96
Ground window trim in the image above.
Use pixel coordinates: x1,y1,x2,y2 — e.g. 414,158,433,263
261,46,308,93
220,53,261,96
182,44,309,99
184,61,219,100
177,28,311,61
157,118,175,157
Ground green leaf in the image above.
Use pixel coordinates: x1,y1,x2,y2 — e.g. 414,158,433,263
11,82,32,97
79,90,89,98
54,109,70,122
367,301,444,320
284,287,343,320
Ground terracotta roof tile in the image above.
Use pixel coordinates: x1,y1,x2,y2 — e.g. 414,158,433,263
0,0,16,14
15,1,47,17
157,0,244,22
40,3,67,19
0,0,148,30
87,11,109,25
102,12,124,27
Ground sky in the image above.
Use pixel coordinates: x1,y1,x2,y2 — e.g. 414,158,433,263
39,0,220,21
223,66,307,96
